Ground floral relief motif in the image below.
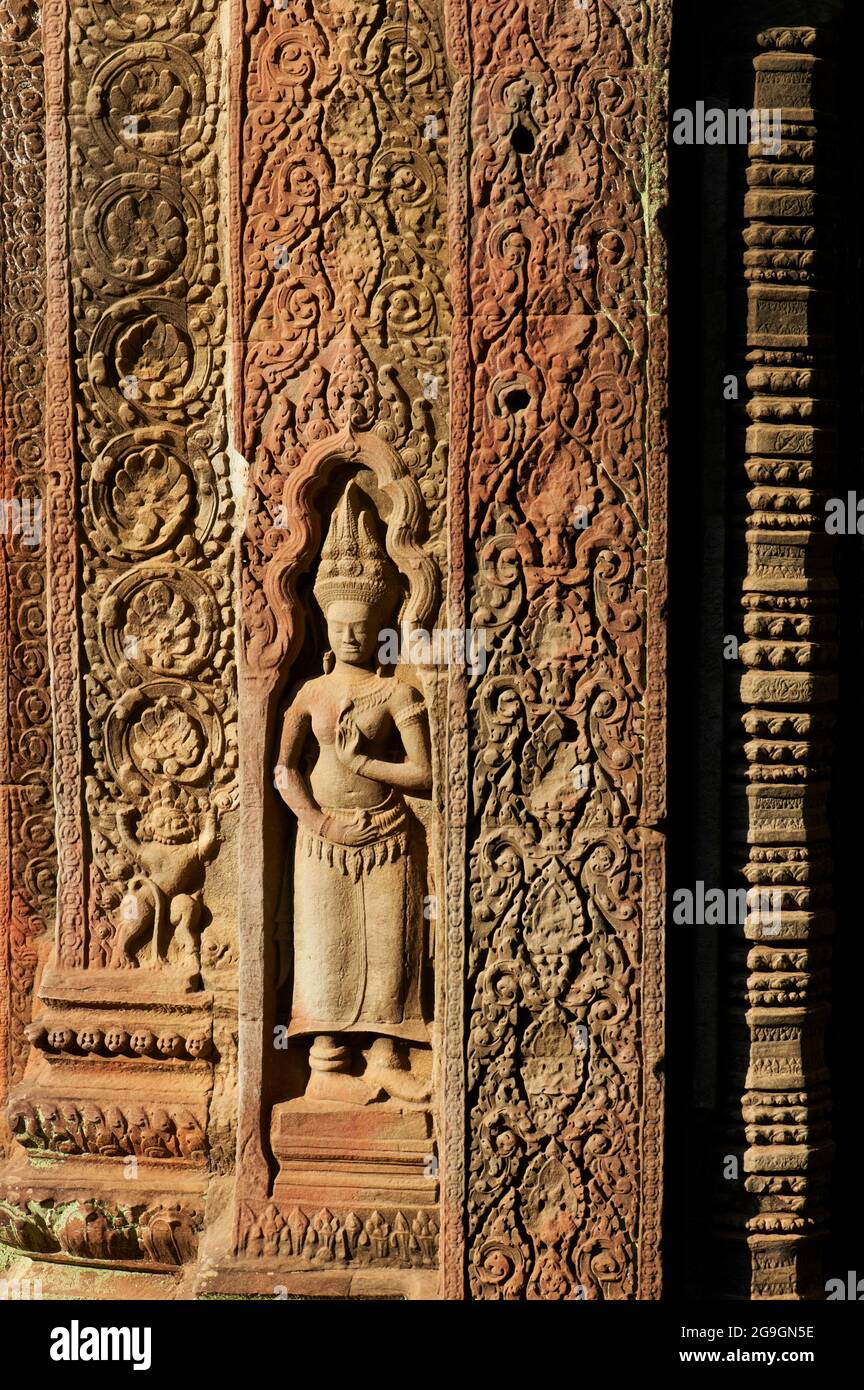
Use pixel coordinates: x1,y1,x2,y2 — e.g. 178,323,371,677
60,0,238,979
115,315,193,403
109,445,193,550
455,0,666,1300
92,187,187,285
0,11,55,1117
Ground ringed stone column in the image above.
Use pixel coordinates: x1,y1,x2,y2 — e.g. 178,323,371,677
729,13,840,1299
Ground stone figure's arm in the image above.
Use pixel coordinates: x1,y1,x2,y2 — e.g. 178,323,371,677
337,691,432,793
197,808,218,863
116,807,139,855
274,695,328,833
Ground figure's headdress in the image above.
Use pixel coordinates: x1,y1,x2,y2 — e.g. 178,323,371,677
314,482,393,612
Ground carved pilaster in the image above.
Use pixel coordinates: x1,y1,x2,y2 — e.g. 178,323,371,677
3,0,236,1259
453,0,670,1299
728,16,840,1299
0,4,54,1143
229,0,450,1290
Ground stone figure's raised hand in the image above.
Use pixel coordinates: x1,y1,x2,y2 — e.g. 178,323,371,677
334,702,368,775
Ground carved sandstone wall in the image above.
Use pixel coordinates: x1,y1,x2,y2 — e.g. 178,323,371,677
0,0,671,1297
0,0,54,1144
450,0,669,1300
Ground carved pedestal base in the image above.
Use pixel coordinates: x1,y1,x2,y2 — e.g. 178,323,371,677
217,1101,443,1283
271,1101,437,1210
7,970,213,1169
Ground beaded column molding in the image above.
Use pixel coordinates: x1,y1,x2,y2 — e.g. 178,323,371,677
729,16,840,1299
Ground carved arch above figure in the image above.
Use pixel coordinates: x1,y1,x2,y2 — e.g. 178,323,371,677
243,424,440,681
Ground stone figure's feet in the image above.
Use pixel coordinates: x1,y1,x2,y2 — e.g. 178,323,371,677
365,1038,431,1105
305,1069,383,1105
305,1034,383,1105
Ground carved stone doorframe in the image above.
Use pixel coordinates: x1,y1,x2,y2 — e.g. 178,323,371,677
1,0,671,1299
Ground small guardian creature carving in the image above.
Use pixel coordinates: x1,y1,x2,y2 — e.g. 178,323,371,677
111,790,217,976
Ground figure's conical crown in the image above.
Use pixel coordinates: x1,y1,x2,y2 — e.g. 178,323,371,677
314,482,391,611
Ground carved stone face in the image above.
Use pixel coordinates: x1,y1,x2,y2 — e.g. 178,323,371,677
156,1032,184,1058
62,1104,81,1132
24,1021,47,1048
151,1108,173,1135
77,1029,103,1053
104,1028,129,1055
47,1028,75,1052
126,1106,148,1141
106,1106,127,1139
140,803,194,845
129,1030,155,1056
185,1032,210,1059
325,599,380,666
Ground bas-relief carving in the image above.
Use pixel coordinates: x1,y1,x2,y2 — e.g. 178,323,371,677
0,0,672,1297
1,0,237,1259
452,0,669,1299
0,1190,202,1267
274,483,433,1106
0,0,55,1145
231,0,449,1281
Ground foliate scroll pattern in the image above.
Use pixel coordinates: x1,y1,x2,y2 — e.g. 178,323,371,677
239,0,450,674
459,1,666,1299
0,3,56,1104
730,23,838,1300
0,1191,202,1266
67,0,236,969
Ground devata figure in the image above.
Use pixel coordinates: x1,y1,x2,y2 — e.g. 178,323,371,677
274,483,432,1106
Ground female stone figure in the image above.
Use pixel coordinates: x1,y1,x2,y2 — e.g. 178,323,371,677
274,483,432,1105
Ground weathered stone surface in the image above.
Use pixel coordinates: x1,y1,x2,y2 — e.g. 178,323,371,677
0,0,54,1151
0,0,671,1299
450,0,670,1301
723,10,841,1301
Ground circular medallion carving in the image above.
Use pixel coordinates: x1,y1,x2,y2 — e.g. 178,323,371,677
90,428,190,556
86,44,206,162
83,175,201,290
89,428,220,558
105,682,224,797
88,300,212,419
98,564,218,680
96,0,209,43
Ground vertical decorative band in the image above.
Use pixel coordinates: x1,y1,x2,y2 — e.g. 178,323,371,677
43,0,235,975
732,22,838,1299
43,0,86,967
0,4,54,1112
461,1,670,1299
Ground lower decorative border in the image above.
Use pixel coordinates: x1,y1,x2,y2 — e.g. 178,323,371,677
0,1192,202,1269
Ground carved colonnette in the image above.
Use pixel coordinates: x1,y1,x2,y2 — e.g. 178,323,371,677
449,0,669,1299
724,13,840,1299
0,2,55,1145
1,0,236,1271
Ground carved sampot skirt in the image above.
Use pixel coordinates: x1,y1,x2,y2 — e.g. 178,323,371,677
287,792,428,1044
